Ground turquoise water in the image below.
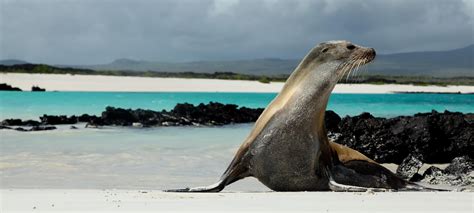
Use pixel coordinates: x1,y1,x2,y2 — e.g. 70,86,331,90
1,91,473,190
0,124,268,190
1,91,473,120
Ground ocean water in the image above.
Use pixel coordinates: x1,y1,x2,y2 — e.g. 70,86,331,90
0,91,473,190
0,124,268,190
1,91,473,120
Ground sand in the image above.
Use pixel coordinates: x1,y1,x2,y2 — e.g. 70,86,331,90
1,73,473,93
1,73,473,212
1,189,472,212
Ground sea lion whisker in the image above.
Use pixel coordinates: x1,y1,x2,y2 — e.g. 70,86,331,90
352,60,364,80
350,60,363,81
338,61,353,82
341,62,354,81
345,60,358,82
340,60,354,82
354,60,365,81
359,58,369,79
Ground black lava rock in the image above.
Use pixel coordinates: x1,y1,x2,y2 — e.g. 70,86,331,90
1,125,56,132
416,156,473,186
396,154,424,180
100,102,264,127
101,107,138,126
0,125,13,130
31,86,46,92
335,110,473,164
78,114,104,126
22,120,42,126
30,126,56,131
0,83,22,91
1,119,41,126
40,115,78,125
444,156,473,175
324,110,341,133
1,119,23,126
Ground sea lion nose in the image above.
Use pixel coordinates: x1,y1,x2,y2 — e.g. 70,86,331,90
370,48,376,56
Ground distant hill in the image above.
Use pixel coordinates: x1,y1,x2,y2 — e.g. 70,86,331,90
72,44,472,77
370,44,474,77
0,59,30,66
3,44,473,77
3,63,473,86
72,58,297,76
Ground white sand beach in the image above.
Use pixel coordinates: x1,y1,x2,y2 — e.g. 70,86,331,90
1,189,472,212
1,73,473,93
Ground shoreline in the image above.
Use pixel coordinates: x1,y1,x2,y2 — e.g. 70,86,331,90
1,73,473,93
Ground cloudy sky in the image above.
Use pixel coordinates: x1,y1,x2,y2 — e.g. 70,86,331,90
1,0,473,64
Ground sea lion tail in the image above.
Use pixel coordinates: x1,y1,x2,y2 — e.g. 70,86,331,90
164,181,226,193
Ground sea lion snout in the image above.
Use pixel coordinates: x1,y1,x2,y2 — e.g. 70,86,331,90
366,47,376,61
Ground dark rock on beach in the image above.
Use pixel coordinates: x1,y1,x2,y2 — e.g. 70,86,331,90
417,156,473,186
396,154,424,180
324,110,341,133
334,110,473,164
1,102,264,128
30,126,57,131
40,115,78,125
0,125,56,132
31,86,46,92
394,156,473,186
1,119,23,126
444,156,473,175
78,114,104,126
0,83,22,91
100,102,264,127
1,119,41,126
0,125,13,130
171,102,263,125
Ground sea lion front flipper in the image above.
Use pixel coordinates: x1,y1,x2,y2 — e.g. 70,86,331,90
165,148,251,193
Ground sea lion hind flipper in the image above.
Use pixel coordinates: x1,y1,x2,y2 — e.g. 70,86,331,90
164,181,225,193
165,159,250,193
328,160,407,191
328,160,449,192
328,176,389,192
399,182,450,192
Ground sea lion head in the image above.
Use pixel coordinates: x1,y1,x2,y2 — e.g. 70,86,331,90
308,40,375,81
284,40,375,97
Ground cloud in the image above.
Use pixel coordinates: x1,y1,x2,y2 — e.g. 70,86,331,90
1,0,473,64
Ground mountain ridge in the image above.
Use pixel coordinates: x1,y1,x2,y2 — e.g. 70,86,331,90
2,44,472,77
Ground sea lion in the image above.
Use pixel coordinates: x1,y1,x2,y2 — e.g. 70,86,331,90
166,40,424,192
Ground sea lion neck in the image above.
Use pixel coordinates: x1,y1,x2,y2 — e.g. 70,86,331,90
281,61,340,136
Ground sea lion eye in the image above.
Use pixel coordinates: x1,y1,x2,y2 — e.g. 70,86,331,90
346,44,356,50
321,48,329,53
